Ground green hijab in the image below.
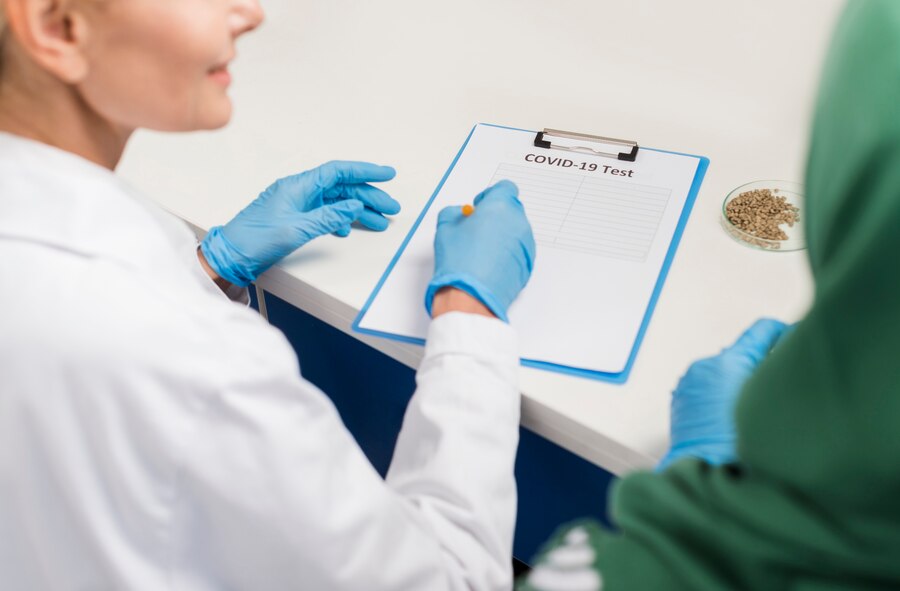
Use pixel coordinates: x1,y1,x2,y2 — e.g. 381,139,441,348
521,1,900,588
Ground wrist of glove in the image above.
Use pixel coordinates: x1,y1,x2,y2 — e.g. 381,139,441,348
657,318,790,471
200,226,262,287
425,180,536,322
201,161,399,287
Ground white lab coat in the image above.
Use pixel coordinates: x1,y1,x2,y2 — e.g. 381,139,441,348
0,132,521,590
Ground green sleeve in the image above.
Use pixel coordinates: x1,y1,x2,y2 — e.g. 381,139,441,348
520,1,900,589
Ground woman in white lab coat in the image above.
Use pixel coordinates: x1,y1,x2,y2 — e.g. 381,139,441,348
0,1,535,589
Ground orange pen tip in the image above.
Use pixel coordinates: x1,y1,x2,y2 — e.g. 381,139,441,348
461,204,475,217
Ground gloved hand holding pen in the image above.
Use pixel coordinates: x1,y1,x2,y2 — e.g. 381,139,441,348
201,160,400,287
658,318,790,470
426,180,536,322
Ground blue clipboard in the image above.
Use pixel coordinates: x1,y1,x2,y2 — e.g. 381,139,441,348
353,123,709,384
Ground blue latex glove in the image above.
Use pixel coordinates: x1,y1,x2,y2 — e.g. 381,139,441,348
425,180,536,322
201,161,399,286
657,318,789,470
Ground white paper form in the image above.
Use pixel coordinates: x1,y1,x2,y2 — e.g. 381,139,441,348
356,124,705,377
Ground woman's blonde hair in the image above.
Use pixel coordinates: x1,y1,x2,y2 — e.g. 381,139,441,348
0,3,7,80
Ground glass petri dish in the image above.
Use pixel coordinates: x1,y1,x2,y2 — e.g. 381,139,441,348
721,180,805,252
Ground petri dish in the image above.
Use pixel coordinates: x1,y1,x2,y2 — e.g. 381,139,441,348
721,180,805,252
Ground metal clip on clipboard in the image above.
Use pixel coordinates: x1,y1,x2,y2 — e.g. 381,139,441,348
534,128,639,162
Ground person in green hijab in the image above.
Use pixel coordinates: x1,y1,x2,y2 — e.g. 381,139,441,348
518,0,900,588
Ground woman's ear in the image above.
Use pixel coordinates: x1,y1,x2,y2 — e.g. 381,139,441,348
5,0,91,83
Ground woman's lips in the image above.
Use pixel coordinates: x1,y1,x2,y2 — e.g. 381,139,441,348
208,65,232,87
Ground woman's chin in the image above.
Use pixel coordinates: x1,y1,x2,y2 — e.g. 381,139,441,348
194,99,233,131
155,100,233,132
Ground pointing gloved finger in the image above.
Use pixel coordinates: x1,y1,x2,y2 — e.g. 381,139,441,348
473,179,519,206
331,183,401,215
355,206,391,231
314,161,397,191
299,199,365,240
726,317,789,364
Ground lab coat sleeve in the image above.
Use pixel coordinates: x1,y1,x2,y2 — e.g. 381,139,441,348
387,312,521,588
189,244,251,304
172,310,519,591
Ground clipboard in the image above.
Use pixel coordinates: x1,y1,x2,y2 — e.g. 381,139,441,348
353,123,709,383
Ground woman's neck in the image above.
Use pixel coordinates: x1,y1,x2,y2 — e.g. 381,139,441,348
0,59,131,170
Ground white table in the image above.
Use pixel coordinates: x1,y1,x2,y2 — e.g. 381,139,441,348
119,0,845,475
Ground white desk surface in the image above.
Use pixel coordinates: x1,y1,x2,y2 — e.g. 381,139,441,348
119,0,845,475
